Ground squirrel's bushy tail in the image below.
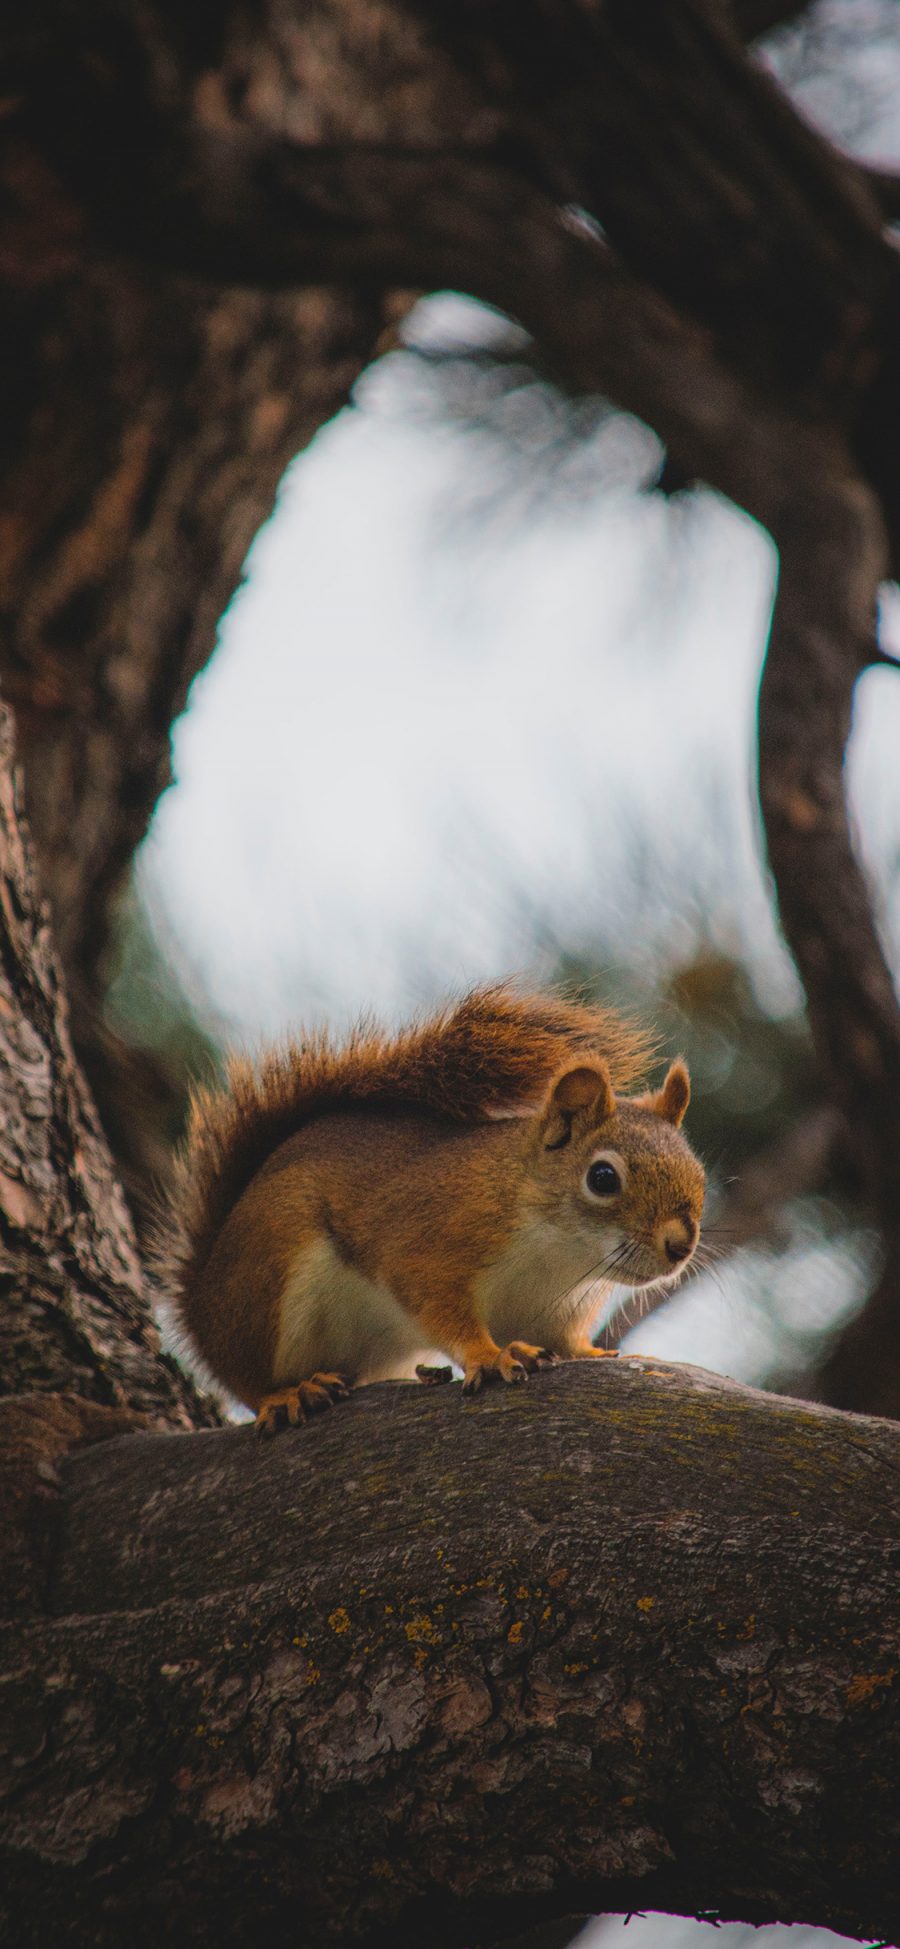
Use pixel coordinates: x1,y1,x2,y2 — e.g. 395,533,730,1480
156,983,654,1321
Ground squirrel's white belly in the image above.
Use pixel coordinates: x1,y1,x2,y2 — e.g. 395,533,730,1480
475,1218,615,1353
275,1236,434,1384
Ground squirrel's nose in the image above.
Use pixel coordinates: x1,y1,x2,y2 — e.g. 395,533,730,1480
660,1216,697,1265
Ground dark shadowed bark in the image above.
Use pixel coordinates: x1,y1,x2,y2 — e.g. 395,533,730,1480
0,696,214,1428
757,477,900,1416
734,1,811,32
3,1361,899,1948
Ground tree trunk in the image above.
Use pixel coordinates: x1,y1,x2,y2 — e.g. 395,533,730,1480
0,698,212,1428
3,1361,898,1947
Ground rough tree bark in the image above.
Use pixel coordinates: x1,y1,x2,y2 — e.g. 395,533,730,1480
0,698,213,1429
4,1361,899,1949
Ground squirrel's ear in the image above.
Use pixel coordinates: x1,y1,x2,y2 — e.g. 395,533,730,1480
541,1059,615,1149
653,1059,690,1127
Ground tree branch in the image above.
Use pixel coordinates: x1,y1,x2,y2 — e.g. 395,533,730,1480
702,1104,844,1250
733,0,812,36
21,0,900,482
4,1362,898,1946
756,474,900,1417
37,97,898,552
394,0,894,395
864,165,900,224
45,126,822,516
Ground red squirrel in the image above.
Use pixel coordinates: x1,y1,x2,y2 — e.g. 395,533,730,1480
157,984,705,1432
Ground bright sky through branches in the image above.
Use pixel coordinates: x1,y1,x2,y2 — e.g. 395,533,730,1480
144,308,900,1043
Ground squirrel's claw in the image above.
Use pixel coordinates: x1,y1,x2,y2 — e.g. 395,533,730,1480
416,1363,455,1387
463,1360,517,1394
255,1373,351,1435
508,1342,558,1373
463,1341,556,1394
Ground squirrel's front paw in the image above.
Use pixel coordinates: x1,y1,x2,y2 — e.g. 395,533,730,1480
463,1342,556,1395
255,1372,350,1436
508,1341,558,1373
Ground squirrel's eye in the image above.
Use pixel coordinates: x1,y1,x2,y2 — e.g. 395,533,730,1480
585,1159,621,1198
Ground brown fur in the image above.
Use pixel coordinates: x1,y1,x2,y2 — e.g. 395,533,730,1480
190,1111,530,1405
155,983,654,1354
